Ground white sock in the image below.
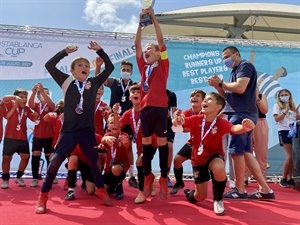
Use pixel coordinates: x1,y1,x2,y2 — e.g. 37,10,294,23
68,188,75,192
128,165,134,177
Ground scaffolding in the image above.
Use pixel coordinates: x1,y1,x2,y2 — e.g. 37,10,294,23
1,24,300,48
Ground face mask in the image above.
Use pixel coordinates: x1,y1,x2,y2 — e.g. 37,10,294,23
121,72,131,80
280,96,289,103
224,57,234,68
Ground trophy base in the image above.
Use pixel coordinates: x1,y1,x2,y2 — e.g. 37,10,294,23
140,14,153,27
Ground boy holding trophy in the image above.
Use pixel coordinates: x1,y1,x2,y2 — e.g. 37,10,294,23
135,5,170,200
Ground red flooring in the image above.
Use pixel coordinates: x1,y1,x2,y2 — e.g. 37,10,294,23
0,179,299,225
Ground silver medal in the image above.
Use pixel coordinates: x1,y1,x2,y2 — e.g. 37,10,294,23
121,96,126,102
197,145,203,155
16,124,21,131
75,105,83,114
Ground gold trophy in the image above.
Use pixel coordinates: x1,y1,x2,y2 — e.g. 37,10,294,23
140,0,156,27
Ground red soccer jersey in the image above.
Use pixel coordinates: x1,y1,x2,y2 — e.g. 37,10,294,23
183,114,233,166
3,101,36,141
94,100,109,136
183,108,202,145
103,131,130,173
33,102,55,138
44,112,63,147
137,44,169,109
70,133,102,165
120,108,143,155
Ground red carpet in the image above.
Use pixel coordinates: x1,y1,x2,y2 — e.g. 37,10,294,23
0,179,299,225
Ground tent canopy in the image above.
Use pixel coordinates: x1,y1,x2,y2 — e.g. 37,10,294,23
142,3,300,42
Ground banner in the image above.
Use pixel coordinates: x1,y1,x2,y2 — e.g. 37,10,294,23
1,30,299,175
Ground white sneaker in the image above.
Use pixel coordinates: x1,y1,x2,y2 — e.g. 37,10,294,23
214,200,225,216
1,180,9,189
53,177,58,184
15,177,26,187
30,179,39,187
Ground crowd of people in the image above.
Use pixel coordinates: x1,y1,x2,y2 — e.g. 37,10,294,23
0,7,299,217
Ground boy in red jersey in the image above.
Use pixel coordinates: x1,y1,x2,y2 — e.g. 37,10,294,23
170,90,206,195
172,92,255,216
94,85,111,136
1,89,38,189
135,6,169,200
101,114,130,200
28,83,55,187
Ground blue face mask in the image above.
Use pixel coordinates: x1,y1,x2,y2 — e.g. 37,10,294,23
121,72,131,80
224,57,234,68
280,96,289,103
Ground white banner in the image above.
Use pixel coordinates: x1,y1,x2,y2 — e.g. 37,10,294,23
0,32,139,80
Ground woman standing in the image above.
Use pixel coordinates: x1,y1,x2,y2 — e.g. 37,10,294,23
273,89,300,187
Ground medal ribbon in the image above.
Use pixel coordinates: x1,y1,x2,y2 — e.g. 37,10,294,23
132,108,141,141
199,117,217,149
74,79,87,110
110,135,121,165
120,79,130,100
16,107,24,125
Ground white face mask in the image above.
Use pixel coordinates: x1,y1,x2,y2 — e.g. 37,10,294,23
280,96,289,103
121,72,131,80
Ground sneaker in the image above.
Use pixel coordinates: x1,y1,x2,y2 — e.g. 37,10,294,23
287,178,295,186
214,200,225,216
134,191,146,204
183,188,198,204
115,184,124,200
1,180,9,189
15,177,26,187
170,182,184,195
279,179,290,188
223,188,248,200
65,190,76,200
53,177,58,184
30,179,39,187
128,176,139,188
248,189,275,200
167,177,173,188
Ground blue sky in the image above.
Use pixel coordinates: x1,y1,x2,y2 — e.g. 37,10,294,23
0,0,299,33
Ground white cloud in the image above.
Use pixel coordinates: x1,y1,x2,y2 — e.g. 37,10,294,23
83,0,142,33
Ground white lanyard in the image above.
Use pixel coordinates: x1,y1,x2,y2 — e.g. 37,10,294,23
16,107,24,131
35,102,47,125
74,79,87,110
132,108,141,143
110,135,121,165
198,117,217,155
120,79,130,101
145,64,154,85
94,101,102,113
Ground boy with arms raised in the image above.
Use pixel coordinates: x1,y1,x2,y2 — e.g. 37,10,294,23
135,6,169,200
172,92,255,216
35,41,114,214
